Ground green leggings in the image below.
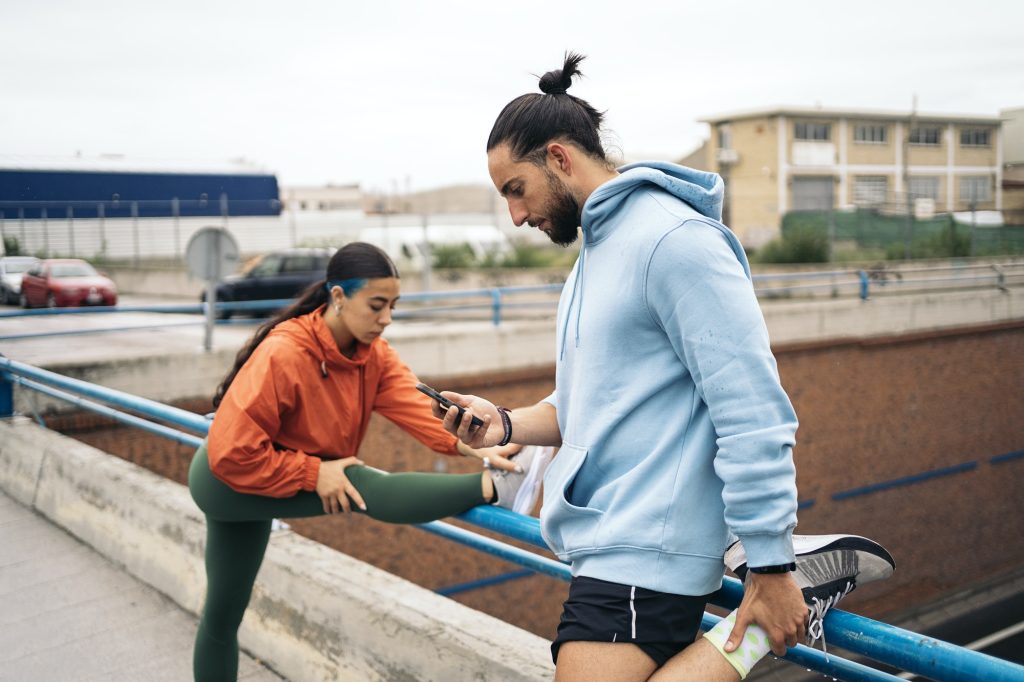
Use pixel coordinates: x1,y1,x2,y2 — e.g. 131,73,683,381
187,444,486,682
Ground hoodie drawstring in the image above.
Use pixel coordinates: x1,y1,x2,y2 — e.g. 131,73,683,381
559,245,586,361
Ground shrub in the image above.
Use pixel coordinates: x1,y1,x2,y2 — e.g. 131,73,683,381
431,243,476,269
754,226,829,264
501,241,560,268
2,236,21,256
884,221,971,260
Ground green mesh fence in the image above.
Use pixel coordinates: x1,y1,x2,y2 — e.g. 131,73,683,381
780,210,1024,258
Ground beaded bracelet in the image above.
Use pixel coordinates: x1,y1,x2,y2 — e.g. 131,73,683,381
496,406,513,447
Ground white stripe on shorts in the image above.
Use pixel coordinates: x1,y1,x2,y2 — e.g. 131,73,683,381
629,586,637,640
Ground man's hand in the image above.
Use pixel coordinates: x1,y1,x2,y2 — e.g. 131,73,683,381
727,572,807,656
431,391,504,449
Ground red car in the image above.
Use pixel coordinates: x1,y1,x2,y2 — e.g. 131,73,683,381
20,258,118,308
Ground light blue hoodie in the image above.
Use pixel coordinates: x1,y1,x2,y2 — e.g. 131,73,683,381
540,161,798,596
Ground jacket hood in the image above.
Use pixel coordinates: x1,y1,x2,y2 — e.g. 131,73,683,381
581,162,724,243
271,306,373,376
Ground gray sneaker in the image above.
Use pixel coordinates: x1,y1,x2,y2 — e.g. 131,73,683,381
724,534,895,652
489,446,553,514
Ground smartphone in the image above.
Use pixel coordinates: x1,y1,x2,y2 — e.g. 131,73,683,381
416,383,484,430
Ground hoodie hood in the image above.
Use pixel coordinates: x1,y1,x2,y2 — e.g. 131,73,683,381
559,162,741,361
581,162,724,243
270,306,373,377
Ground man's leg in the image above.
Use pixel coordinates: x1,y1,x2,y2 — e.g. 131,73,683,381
555,642,656,682
648,637,741,681
551,577,711,682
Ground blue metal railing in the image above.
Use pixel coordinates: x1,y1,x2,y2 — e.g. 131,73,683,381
1,356,1022,681
3,262,1021,330
0,286,565,327
752,261,1022,302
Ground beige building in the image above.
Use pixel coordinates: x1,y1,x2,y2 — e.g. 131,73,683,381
1000,107,1024,224
699,106,1003,246
282,183,364,212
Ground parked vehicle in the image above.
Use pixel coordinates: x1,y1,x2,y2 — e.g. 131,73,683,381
0,256,40,305
20,258,118,308
200,248,331,318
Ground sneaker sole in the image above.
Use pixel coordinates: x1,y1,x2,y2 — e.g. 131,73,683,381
725,533,895,583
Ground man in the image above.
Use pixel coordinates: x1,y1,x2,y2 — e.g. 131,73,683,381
434,53,893,681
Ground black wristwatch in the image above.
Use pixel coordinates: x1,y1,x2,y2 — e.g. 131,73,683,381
749,562,797,574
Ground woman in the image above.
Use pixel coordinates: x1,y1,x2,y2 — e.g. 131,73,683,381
188,242,534,681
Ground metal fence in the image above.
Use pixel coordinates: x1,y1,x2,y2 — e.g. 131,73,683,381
0,198,510,264
781,208,1024,259
1,357,1022,681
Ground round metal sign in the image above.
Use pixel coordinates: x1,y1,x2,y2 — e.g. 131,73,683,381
185,226,240,281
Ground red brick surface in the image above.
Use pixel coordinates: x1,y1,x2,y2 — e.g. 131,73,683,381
50,325,1024,640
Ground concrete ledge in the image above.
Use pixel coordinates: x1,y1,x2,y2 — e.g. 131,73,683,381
9,287,1022,415
762,285,1024,345
0,417,555,681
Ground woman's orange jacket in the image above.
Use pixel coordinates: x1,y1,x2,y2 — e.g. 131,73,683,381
207,307,459,497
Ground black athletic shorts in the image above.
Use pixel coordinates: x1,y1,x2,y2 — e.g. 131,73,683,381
551,575,711,667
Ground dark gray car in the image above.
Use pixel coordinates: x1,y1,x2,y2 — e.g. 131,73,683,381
201,248,331,318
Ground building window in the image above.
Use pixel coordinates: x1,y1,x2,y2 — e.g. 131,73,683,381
908,176,940,201
960,176,992,203
718,125,732,149
795,122,831,141
909,127,941,146
959,128,991,147
854,124,888,144
854,176,888,206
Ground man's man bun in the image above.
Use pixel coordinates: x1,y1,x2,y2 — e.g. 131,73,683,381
487,50,608,165
539,52,585,95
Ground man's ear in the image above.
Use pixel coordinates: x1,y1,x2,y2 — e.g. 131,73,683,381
546,142,574,175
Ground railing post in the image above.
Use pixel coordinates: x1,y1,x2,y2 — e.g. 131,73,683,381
41,207,49,256
66,205,75,256
858,270,870,300
0,370,12,418
172,197,181,259
131,201,140,267
490,288,502,326
98,202,107,257
992,264,1006,290
220,192,229,229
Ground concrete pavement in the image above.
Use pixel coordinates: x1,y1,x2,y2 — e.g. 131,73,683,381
0,417,556,681
0,489,282,681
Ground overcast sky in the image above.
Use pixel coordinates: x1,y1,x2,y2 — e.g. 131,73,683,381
2,1,1022,193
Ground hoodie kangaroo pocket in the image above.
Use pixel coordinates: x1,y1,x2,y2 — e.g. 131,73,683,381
540,443,604,558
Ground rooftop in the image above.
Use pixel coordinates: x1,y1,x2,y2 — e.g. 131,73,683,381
0,153,275,176
699,105,1003,126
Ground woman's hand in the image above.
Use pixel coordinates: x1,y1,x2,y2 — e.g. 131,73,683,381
315,457,367,514
457,441,524,473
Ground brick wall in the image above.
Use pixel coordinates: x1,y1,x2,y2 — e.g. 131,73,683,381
50,324,1024,639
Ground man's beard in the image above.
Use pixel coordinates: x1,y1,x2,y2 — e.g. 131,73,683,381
543,169,582,247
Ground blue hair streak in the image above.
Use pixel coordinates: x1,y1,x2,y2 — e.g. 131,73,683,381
325,278,368,297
